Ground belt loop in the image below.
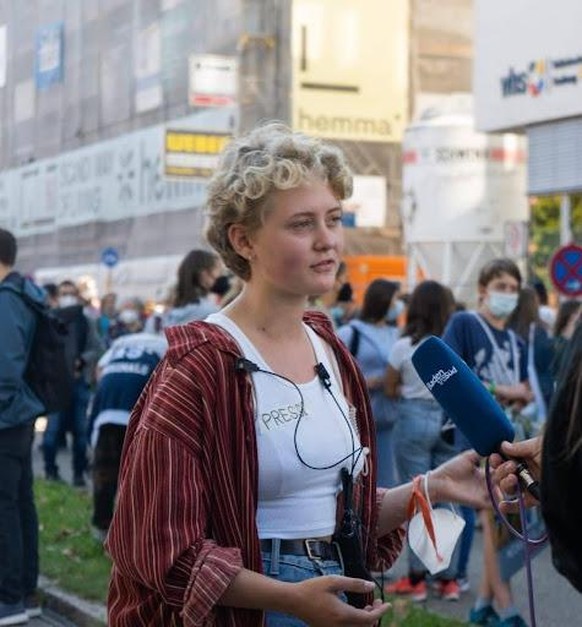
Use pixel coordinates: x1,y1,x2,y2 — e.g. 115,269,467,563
268,538,281,576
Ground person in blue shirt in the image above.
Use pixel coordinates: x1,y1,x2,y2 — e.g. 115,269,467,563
337,278,401,488
443,258,531,627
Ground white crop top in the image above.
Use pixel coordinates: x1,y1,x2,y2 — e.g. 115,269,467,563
206,312,365,539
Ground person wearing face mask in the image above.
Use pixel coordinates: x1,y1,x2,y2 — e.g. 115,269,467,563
443,258,532,627
42,280,104,487
161,249,221,329
386,293,406,327
88,308,167,543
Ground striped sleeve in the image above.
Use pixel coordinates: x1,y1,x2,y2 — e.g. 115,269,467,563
106,360,243,625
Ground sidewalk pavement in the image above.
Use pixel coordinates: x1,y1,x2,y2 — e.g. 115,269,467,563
32,423,107,626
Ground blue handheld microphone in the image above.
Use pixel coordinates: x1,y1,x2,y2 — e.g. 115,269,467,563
411,336,540,501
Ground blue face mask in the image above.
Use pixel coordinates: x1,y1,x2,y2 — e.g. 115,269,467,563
387,299,405,322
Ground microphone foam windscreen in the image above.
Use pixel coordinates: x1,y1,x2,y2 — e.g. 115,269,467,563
411,336,515,456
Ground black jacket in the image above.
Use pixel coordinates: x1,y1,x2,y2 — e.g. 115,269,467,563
541,324,582,592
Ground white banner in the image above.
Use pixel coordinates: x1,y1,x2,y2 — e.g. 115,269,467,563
0,109,237,235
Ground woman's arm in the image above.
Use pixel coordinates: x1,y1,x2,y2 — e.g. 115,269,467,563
384,364,402,398
376,450,488,536
219,569,388,625
494,381,533,404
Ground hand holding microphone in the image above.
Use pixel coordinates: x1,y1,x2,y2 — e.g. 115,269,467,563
489,437,543,512
411,336,541,502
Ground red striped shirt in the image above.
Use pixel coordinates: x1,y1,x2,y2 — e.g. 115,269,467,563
106,311,404,626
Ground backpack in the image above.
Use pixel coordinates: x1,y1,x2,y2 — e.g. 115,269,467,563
0,277,72,414
348,324,361,357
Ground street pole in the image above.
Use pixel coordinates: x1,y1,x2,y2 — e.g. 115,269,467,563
560,193,572,245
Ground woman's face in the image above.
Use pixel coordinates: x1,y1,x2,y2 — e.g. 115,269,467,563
246,179,344,298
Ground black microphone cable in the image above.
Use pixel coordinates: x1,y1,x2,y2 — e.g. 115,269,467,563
236,357,365,475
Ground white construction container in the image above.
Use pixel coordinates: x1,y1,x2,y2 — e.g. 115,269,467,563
401,94,528,306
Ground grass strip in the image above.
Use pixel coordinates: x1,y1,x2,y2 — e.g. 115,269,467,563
35,479,111,602
381,597,467,625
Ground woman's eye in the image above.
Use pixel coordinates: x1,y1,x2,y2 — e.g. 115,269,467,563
291,220,312,230
328,215,342,226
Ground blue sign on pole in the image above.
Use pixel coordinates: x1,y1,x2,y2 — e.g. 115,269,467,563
101,247,120,268
550,243,582,297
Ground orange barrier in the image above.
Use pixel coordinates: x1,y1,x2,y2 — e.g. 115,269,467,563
344,255,423,304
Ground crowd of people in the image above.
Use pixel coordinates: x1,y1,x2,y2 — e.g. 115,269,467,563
0,123,580,626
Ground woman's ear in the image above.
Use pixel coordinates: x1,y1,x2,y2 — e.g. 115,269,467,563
228,223,254,261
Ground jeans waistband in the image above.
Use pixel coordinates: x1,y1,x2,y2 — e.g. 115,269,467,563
260,538,342,576
260,538,340,561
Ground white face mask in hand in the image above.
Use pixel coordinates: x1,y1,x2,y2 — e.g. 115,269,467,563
407,473,465,575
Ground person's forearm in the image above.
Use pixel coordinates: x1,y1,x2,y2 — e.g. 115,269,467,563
495,382,532,403
376,474,449,536
376,484,413,536
218,567,300,614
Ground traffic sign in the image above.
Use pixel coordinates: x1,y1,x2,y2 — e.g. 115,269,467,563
101,247,120,268
549,243,582,297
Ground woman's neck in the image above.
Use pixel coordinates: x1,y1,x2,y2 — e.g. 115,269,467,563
223,285,308,341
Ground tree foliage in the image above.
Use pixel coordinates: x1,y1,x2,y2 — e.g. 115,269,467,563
529,195,582,293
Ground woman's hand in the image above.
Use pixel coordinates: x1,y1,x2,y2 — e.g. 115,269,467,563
489,437,542,513
293,577,390,626
429,450,489,509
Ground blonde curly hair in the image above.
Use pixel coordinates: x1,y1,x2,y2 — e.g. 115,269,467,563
205,122,353,280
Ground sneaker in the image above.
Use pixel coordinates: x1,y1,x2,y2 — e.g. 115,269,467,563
24,594,42,619
0,601,28,626
45,470,63,482
385,576,427,602
91,525,108,543
458,576,471,593
436,579,460,601
497,615,528,627
469,604,500,626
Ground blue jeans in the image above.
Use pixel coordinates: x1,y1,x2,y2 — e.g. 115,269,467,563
454,427,476,579
393,398,458,577
456,506,475,579
0,421,38,604
262,540,345,626
376,423,397,488
43,379,90,478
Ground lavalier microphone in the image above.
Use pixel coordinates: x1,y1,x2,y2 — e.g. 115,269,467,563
235,357,260,373
314,362,332,389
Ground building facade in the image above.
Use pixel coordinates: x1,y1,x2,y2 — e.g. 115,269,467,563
0,0,474,299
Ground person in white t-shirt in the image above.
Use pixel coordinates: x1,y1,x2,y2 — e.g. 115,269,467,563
384,280,459,602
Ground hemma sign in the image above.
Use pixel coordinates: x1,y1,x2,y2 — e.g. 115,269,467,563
291,0,408,142
297,111,392,138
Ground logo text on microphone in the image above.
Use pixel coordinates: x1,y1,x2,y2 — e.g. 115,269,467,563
426,367,458,391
